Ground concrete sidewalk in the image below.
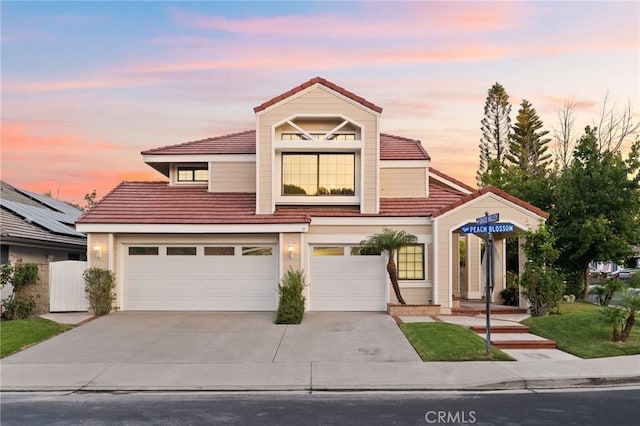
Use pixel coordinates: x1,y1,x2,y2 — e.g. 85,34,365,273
1,312,639,392
2,355,639,392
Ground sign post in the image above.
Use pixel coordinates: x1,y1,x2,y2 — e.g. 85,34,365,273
460,212,508,355
484,213,493,356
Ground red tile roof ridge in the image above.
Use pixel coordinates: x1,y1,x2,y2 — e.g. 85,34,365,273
141,130,255,155
254,77,383,114
76,181,127,223
431,185,549,219
429,167,475,192
380,133,421,143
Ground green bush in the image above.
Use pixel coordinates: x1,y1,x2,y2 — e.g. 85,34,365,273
0,263,40,320
275,268,306,324
500,272,520,306
83,268,116,316
522,266,565,316
1,294,37,320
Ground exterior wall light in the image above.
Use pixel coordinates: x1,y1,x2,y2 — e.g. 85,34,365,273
94,243,102,259
288,242,294,259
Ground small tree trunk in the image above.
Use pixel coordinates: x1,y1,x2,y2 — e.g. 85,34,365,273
621,314,636,342
612,325,621,342
387,259,406,305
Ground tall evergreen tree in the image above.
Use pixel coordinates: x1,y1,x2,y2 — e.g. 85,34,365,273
506,99,552,177
477,82,512,187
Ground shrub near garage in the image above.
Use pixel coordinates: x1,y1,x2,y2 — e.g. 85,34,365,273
83,267,116,316
275,268,306,324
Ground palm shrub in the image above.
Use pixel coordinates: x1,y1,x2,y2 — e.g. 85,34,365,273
589,278,625,306
83,268,116,316
602,290,640,342
275,268,306,324
360,228,417,305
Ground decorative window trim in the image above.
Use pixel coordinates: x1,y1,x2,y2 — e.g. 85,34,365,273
281,152,355,197
398,244,425,280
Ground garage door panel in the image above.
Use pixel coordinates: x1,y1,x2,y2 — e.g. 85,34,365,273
124,244,277,311
310,248,386,311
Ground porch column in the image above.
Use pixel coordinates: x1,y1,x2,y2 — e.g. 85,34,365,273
518,235,528,308
491,238,506,303
452,233,460,297
467,236,482,299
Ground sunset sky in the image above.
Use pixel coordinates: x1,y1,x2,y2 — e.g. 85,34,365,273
2,1,639,205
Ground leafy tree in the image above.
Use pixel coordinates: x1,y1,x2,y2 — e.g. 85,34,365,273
360,228,417,305
478,82,512,187
520,224,565,316
84,189,98,211
551,127,640,298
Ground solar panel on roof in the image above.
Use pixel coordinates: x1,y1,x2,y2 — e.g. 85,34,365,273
0,199,84,237
16,188,83,222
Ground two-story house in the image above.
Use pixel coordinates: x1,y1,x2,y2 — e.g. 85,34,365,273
76,77,547,313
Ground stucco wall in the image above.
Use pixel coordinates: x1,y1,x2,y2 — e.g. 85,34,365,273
209,161,256,193
380,168,427,198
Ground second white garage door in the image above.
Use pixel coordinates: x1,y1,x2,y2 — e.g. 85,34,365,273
310,246,386,311
123,244,278,311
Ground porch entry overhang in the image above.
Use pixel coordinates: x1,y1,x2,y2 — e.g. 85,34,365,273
431,188,548,313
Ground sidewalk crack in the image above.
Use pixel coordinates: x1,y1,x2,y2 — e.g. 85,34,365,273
272,325,288,363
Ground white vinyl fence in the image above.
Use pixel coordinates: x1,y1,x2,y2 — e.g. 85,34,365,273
49,260,88,312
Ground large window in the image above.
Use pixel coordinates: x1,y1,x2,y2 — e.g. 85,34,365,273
177,167,208,182
398,245,425,280
282,153,355,196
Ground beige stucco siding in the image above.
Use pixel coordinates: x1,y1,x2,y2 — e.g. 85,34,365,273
256,86,379,214
434,194,544,311
380,168,427,198
209,161,256,193
88,233,109,270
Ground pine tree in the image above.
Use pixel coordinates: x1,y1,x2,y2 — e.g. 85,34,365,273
506,99,552,178
478,82,512,186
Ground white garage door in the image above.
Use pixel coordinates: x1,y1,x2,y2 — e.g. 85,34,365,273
124,245,278,310
310,246,386,311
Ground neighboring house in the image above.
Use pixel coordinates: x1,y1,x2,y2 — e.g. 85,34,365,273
1,181,87,264
77,77,547,313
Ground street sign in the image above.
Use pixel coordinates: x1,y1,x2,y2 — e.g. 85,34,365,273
476,213,499,225
460,223,515,234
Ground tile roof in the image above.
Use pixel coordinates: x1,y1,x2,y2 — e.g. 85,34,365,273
76,182,310,225
78,181,467,224
141,130,256,155
380,134,430,161
141,130,430,160
253,77,383,114
429,167,475,192
431,185,550,219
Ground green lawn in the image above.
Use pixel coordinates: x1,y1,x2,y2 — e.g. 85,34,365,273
0,317,75,358
523,302,640,358
400,322,514,361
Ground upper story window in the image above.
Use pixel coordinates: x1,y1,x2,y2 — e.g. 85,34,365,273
282,153,355,196
281,133,356,141
177,167,208,182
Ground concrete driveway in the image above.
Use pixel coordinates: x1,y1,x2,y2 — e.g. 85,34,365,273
1,311,420,391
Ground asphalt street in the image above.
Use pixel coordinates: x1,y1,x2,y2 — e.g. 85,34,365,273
1,387,639,425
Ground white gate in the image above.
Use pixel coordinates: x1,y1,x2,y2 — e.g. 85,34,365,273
49,260,88,312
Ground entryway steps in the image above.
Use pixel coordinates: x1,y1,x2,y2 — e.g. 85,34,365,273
491,340,557,349
453,307,528,315
471,325,530,333
474,331,557,350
